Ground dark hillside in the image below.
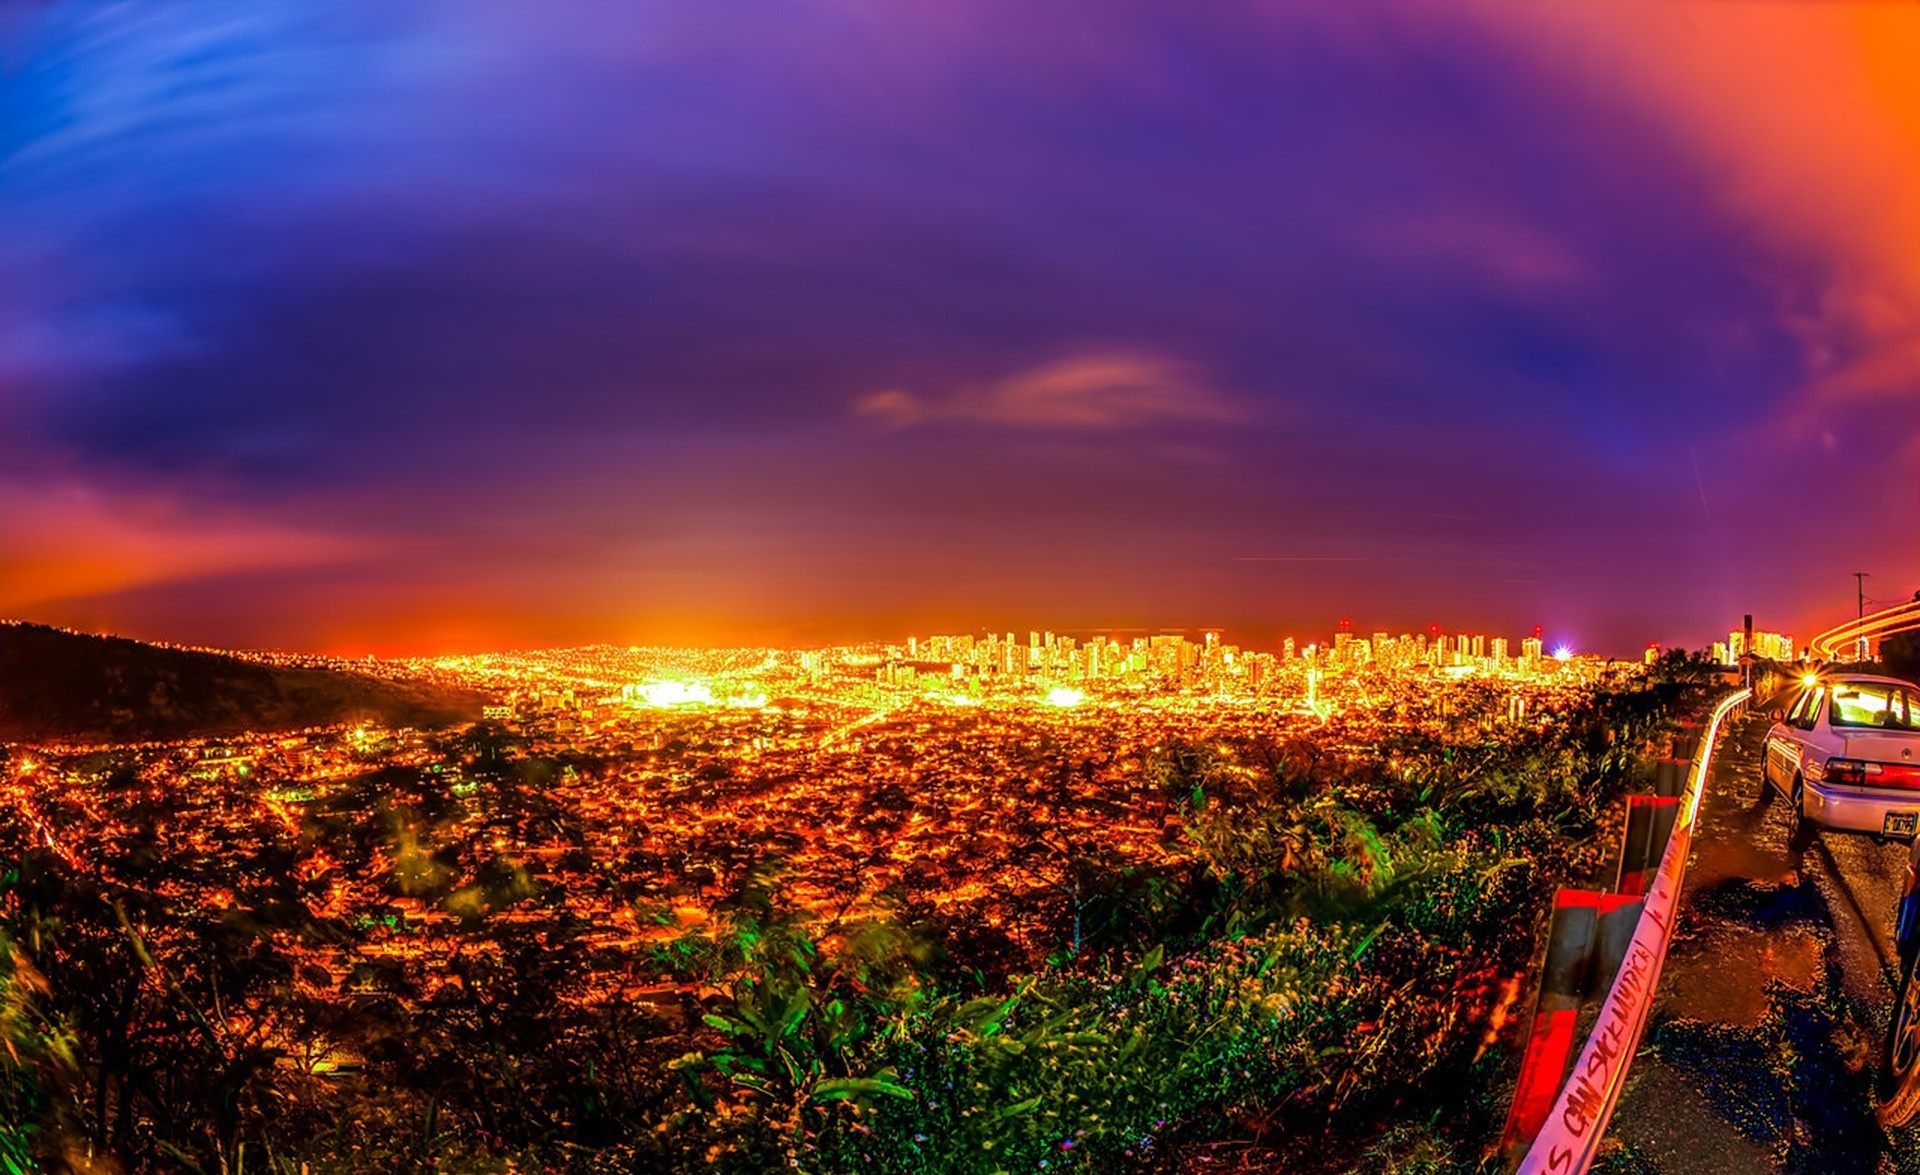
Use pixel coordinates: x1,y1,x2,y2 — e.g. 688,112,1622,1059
0,622,489,743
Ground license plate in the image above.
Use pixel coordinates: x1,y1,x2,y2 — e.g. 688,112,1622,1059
1886,812,1919,837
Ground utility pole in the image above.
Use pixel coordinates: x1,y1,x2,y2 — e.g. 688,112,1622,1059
1854,571,1870,661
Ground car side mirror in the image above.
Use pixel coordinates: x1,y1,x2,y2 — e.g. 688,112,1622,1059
1770,708,1785,723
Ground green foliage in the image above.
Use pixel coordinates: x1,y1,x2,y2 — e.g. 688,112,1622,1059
651,861,931,1167
1883,629,1920,685
828,923,1368,1172
0,930,63,1173
1361,1122,1486,1174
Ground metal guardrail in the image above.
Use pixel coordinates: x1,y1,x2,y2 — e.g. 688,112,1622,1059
1511,687,1751,1174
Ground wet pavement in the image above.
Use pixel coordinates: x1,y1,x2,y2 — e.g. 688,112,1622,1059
1608,700,1920,1173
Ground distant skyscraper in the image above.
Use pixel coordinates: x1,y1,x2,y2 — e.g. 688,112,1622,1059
1727,630,1795,663
1282,637,1296,661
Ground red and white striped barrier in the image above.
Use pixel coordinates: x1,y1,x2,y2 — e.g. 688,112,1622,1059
1513,687,1750,1174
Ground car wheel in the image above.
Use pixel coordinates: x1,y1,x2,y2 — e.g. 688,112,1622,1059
1881,947,1920,1126
1788,774,1815,846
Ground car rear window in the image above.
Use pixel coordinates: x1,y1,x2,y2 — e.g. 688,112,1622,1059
1828,683,1920,731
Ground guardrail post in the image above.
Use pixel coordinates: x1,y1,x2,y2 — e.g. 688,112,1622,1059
1586,894,1645,1000
1652,757,1691,799
1499,889,1601,1161
1616,795,1679,896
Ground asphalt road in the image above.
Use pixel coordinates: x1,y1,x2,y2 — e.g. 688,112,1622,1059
1610,699,1920,1173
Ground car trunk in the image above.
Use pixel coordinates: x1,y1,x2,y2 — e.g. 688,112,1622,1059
1840,732,1920,788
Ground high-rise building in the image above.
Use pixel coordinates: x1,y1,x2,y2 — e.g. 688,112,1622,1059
1282,637,1296,661
1728,630,1795,663
1521,636,1543,663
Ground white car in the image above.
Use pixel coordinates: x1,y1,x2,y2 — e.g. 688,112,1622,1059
1761,674,1920,839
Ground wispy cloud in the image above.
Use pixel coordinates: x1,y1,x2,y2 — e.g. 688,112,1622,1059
0,478,372,611
855,352,1242,430
1367,214,1585,290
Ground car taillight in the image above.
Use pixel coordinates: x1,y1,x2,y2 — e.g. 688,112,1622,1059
1824,758,1875,785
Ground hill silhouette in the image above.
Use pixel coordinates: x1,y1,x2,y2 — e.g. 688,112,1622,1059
0,622,490,743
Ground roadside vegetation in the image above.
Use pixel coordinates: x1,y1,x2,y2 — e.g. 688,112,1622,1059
0,681,1697,1173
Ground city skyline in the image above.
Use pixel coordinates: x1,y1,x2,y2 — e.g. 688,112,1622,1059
4,3,1916,655
13,614,1611,662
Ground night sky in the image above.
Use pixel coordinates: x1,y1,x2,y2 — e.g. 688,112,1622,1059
4,3,1917,655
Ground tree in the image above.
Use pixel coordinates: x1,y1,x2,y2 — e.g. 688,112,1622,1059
1883,628,1920,685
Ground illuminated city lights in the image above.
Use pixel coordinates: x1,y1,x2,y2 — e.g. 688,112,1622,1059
1045,686,1087,707
1715,629,1798,665
630,680,716,707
